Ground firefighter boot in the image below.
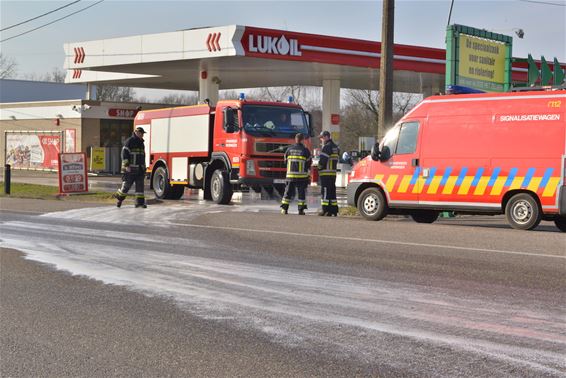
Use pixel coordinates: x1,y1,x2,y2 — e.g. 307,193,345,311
113,193,125,208
318,205,328,216
280,203,289,215
298,204,307,215
330,205,339,217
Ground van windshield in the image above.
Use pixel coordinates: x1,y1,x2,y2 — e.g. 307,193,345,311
242,105,309,138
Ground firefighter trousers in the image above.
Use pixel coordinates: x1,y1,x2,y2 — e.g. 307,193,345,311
116,171,145,205
281,180,308,210
320,175,338,214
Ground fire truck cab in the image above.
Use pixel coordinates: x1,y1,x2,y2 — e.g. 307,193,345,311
347,89,566,231
135,98,312,204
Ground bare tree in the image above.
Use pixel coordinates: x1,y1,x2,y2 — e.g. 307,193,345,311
96,85,135,102
393,92,421,121
44,67,66,83
339,90,421,152
250,86,321,111
23,67,68,82
0,54,17,79
157,92,199,105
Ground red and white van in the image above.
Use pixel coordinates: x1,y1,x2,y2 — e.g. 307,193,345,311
347,89,566,231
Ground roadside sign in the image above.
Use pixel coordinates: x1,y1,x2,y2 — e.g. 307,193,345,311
446,24,513,92
58,153,88,194
90,147,106,171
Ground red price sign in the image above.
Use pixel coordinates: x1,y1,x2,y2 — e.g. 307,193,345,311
58,153,88,194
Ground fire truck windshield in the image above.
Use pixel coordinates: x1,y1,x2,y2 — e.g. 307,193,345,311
242,105,309,138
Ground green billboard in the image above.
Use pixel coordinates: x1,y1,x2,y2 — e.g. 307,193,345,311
446,24,513,92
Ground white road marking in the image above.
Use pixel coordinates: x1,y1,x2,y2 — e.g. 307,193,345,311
169,222,566,260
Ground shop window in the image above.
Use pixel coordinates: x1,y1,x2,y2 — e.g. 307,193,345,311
100,119,134,147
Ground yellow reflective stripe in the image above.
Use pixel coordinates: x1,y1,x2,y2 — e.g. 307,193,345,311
319,172,337,176
287,174,308,178
397,175,412,193
509,176,524,190
457,176,474,195
374,174,384,182
288,155,307,160
330,154,339,158
427,176,442,194
490,176,507,196
385,175,398,192
412,177,425,194
527,177,542,192
542,177,561,197
473,176,490,195
442,176,458,195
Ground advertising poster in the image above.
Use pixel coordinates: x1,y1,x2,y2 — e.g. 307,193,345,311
90,147,106,171
64,129,76,153
58,153,88,194
5,131,62,170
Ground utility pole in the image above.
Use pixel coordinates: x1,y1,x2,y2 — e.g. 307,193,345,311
378,0,394,139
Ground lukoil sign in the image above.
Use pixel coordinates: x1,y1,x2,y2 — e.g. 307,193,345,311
248,34,302,56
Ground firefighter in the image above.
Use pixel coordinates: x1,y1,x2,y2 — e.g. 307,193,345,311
318,130,340,216
114,126,147,208
280,133,311,215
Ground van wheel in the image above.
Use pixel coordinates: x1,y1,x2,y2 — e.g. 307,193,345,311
505,193,542,230
357,187,388,221
410,210,439,224
210,169,233,204
554,217,566,232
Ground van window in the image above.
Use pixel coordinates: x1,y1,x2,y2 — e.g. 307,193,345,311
396,122,419,154
381,125,400,154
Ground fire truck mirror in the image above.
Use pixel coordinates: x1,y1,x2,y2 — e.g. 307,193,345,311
305,112,314,137
223,107,238,133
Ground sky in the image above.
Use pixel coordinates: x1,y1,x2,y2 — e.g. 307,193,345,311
1,0,565,96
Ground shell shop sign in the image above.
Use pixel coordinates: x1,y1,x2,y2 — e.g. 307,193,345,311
108,108,139,118
248,34,302,56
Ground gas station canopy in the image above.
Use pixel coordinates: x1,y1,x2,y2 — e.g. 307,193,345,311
64,25,447,94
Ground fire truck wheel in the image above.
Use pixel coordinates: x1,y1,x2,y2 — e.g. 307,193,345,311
410,210,439,224
152,166,172,199
357,187,388,221
210,169,233,204
505,193,542,230
554,217,566,232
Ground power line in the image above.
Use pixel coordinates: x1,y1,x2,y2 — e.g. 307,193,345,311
0,0,105,44
1,0,82,32
518,0,566,6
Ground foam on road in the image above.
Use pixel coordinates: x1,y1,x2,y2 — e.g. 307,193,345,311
1,205,564,376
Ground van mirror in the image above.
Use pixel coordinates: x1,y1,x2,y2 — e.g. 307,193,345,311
223,107,238,133
370,143,381,161
379,146,391,161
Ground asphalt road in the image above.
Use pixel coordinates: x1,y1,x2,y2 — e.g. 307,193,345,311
1,197,565,377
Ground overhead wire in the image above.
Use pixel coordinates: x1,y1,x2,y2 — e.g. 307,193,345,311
1,0,82,32
517,0,566,6
0,0,105,44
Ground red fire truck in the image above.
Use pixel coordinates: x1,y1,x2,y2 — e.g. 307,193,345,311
135,97,312,204
347,89,566,231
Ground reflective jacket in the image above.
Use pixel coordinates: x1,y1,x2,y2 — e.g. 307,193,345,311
318,139,340,176
284,143,311,181
121,134,146,171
